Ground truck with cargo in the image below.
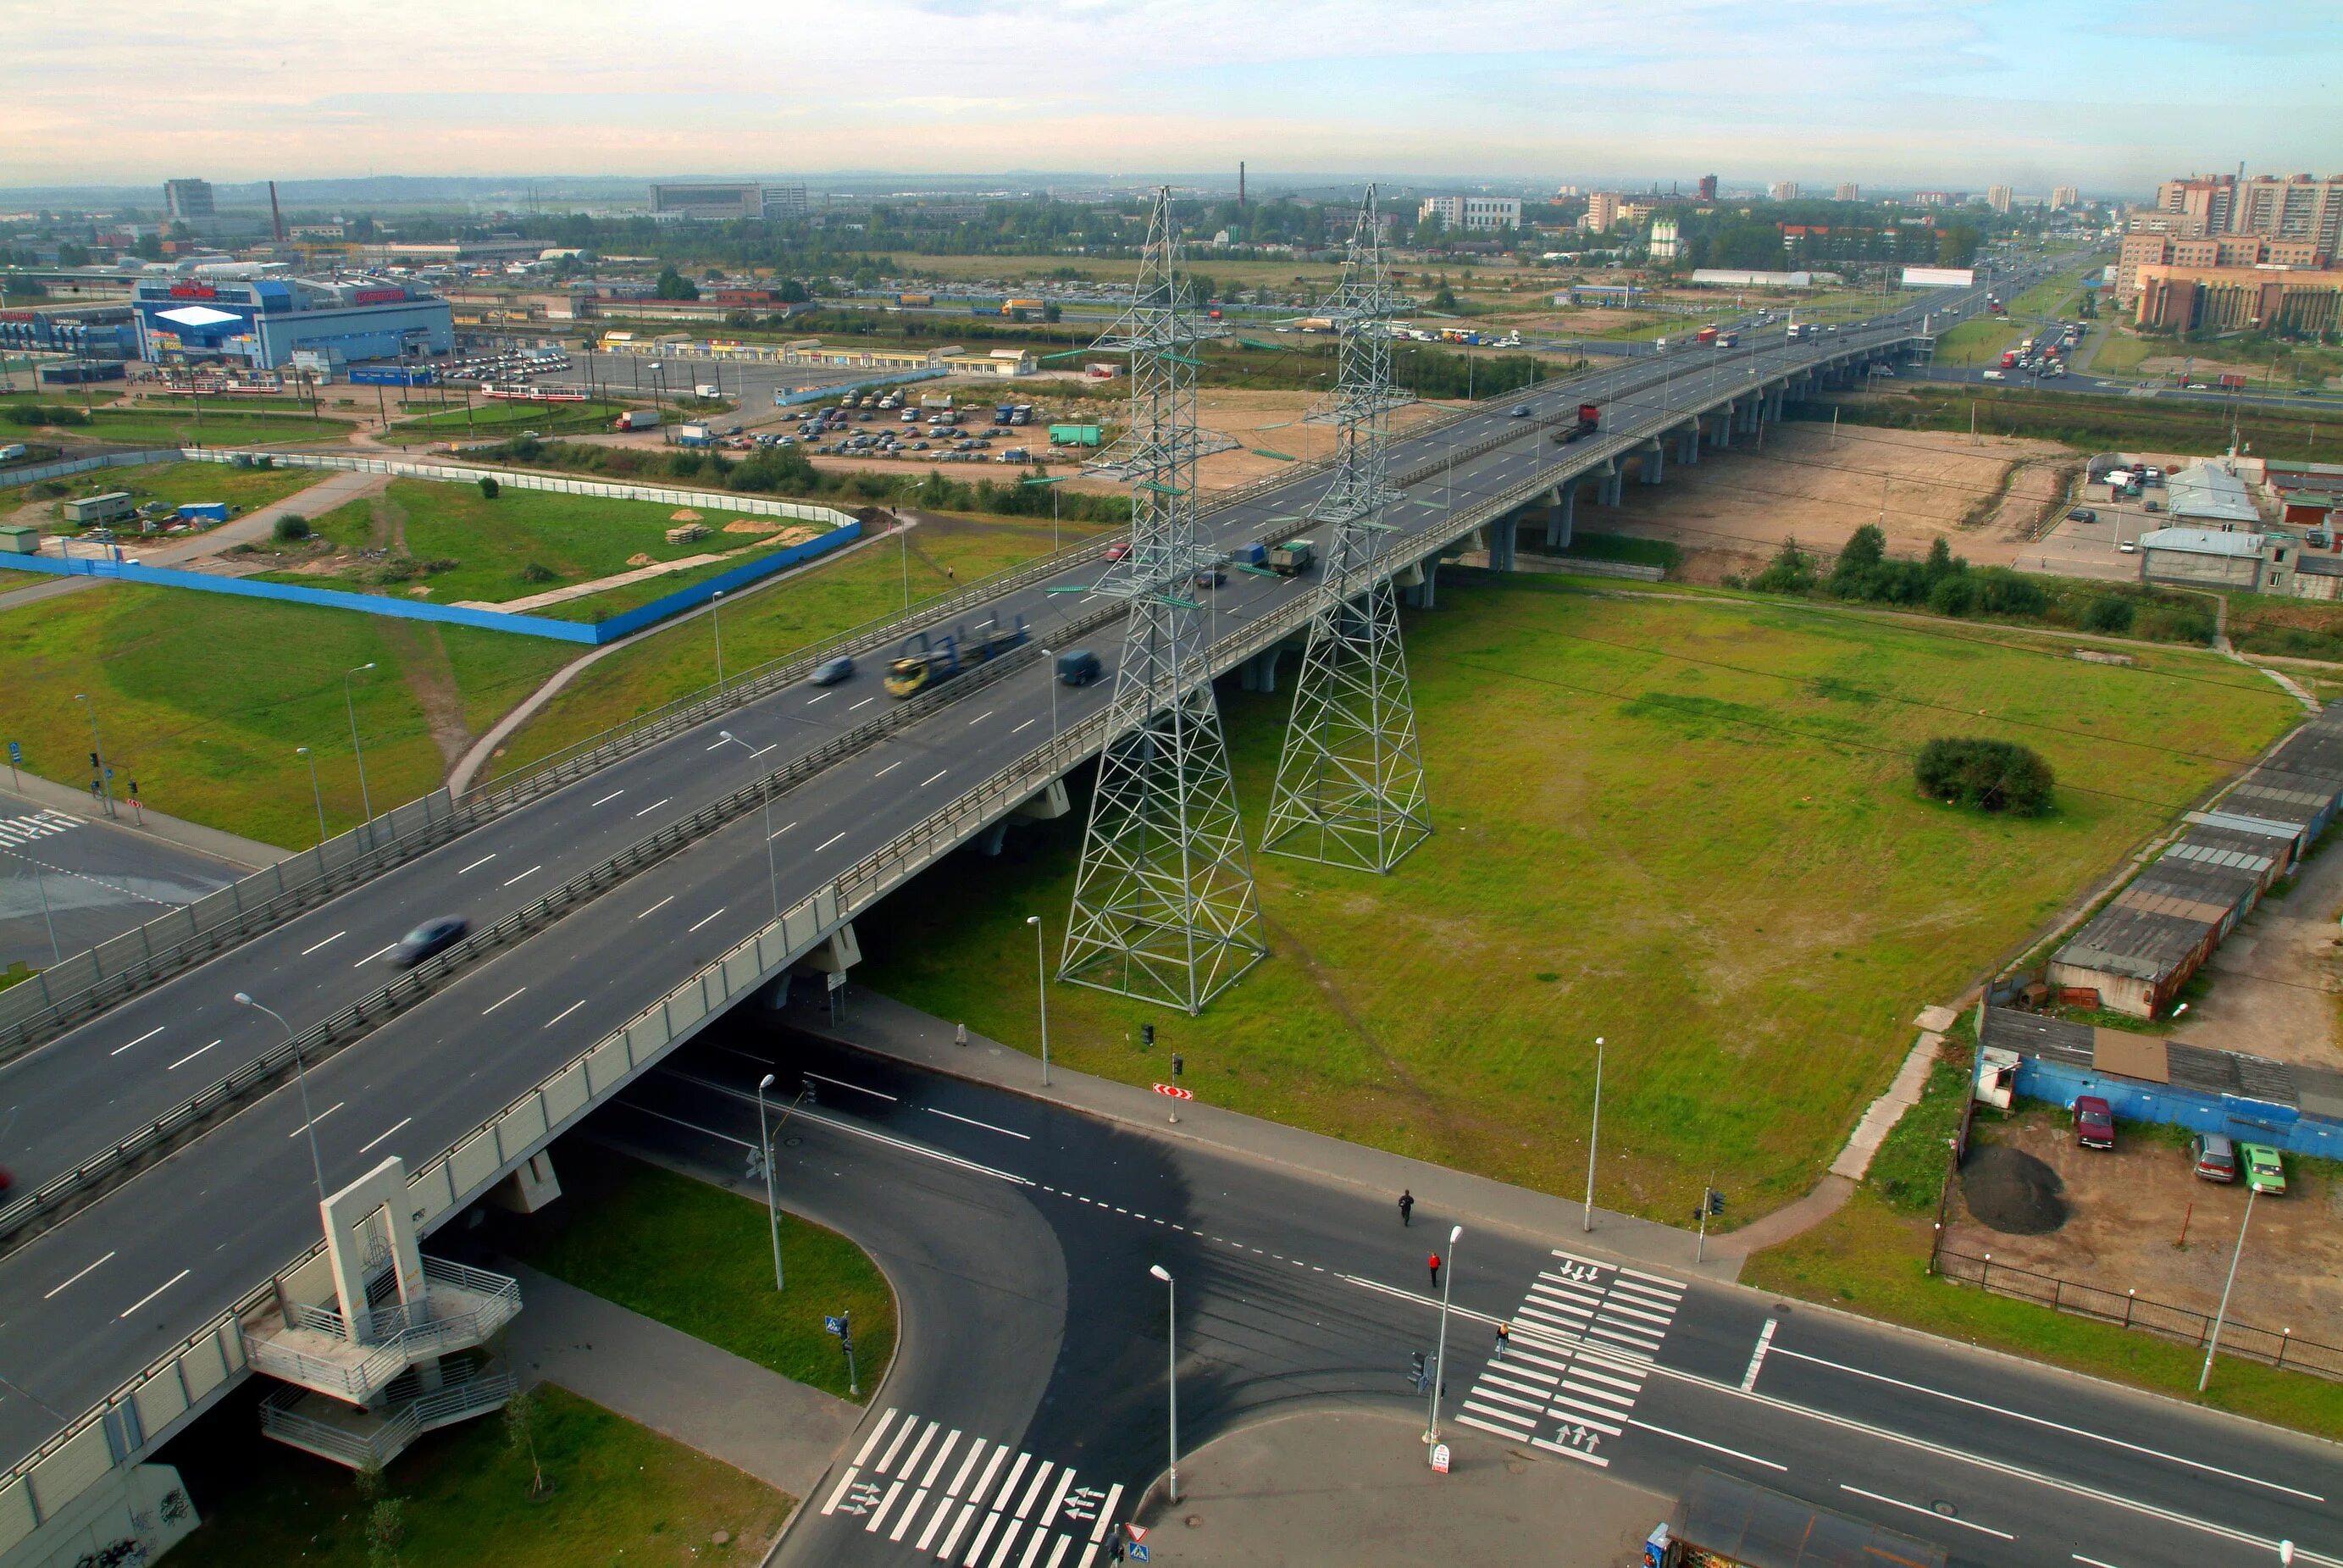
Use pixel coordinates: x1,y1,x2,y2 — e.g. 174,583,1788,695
1268,539,1315,577
0,444,26,463
1785,323,1810,341
1553,402,1602,445
1050,424,1104,447
1999,349,2019,368
612,408,662,432
695,383,722,399
921,393,955,411
1001,297,1045,317
897,293,934,308
1714,330,1740,347
883,613,1031,698
1695,326,1720,346
1642,1471,1946,1568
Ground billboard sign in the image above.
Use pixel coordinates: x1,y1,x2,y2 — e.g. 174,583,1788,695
1901,266,1976,289
352,286,407,306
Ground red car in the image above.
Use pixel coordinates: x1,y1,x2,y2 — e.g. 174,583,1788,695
2074,1095,2116,1150
1104,541,1131,562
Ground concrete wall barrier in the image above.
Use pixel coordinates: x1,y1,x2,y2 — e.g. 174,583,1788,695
0,450,185,490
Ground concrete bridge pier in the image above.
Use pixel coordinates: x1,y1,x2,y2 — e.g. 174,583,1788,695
1676,425,1699,467
1402,556,1440,609
1544,482,1576,549
1487,513,1520,572
1640,439,1665,486
1764,388,1786,423
1238,645,1283,692
1709,405,1732,449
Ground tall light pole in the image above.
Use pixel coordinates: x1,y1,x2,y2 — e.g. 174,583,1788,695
716,730,779,920
28,862,59,963
711,589,728,693
73,693,115,820
343,662,376,834
235,992,326,1205
1582,1036,1604,1232
1426,1222,1462,1445
1149,1264,1179,1504
296,745,326,845
1039,647,1058,740
756,1073,785,1292
1027,914,1051,1086
2199,1184,2259,1392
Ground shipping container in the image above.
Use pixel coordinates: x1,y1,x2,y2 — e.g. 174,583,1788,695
1049,424,1104,447
63,492,134,525
176,502,230,524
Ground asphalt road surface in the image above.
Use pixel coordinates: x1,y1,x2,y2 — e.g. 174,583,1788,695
0,790,241,972
617,1028,2343,1568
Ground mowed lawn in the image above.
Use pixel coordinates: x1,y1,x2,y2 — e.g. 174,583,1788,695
851,578,2296,1221
275,479,820,612
483,509,1114,783
0,583,571,848
379,399,629,445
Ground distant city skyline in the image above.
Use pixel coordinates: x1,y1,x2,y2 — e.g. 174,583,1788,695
7,0,2337,191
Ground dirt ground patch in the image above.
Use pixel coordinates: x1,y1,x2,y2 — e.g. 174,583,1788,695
2175,835,2343,1069
1580,423,2078,584
1959,1143,2069,1233
1947,1111,2343,1350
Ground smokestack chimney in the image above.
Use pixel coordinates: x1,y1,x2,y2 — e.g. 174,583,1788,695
1239,162,1246,211
269,180,285,244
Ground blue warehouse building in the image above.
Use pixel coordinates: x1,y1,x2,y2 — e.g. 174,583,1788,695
131,273,452,370
0,304,140,359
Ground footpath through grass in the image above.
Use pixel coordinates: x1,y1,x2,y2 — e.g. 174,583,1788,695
164,1383,789,1568
485,508,1112,783
0,582,571,848
853,576,2294,1222
512,1142,895,1401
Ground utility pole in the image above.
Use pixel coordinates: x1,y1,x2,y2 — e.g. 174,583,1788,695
1583,1036,1604,1232
755,1074,785,1292
2199,1185,2258,1392
1426,1224,1462,1445
73,693,116,820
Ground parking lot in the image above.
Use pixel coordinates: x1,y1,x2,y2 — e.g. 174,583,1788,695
2010,477,2176,582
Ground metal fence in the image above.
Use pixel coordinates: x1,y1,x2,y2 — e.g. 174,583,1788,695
1930,1245,2343,1381
0,450,183,490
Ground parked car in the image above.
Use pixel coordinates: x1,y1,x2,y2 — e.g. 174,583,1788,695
2191,1132,2238,1183
2067,508,2097,523
2241,1143,2286,1194
386,917,469,969
2119,540,2138,554
2073,1094,2116,1150
809,655,856,687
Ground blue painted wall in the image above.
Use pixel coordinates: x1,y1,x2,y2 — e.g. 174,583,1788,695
2013,1054,2343,1160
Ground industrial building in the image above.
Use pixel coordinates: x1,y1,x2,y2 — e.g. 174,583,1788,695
2131,262,2343,334
131,271,452,369
163,178,215,229
0,303,138,359
1417,196,1521,233
649,183,808,221
2165,462,2263,528
2135,527,2274,590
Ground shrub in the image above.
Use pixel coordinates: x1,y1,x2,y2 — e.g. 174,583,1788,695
1750,539,1817,594
478,475,500,499
518,562,557,585
1914,736,2055,816
2080,595,2135,634
271,513,311,543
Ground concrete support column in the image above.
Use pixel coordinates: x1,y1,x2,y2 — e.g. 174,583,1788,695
1599,468,1624,507
1765,389,1784,422
1238,646,1281,693
1488,514,1518,572
1546,483,1576,550
1711,407,1732,448
1404,557,1439,609
1679,428,1700,465
1642,443,1664,485
978,820,1010,856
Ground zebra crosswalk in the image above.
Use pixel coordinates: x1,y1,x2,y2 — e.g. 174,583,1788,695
820,1407,1126,1568
0,811,82,850
1454,1247,1687,1468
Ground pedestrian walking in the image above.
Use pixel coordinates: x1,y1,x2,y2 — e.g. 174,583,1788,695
1428,1252,1442,1291
955,1022,969,1047
1494,1322,1511,1360
1398,1189,1414,1227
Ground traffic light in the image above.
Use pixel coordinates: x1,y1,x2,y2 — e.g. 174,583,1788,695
89,751,99,771
1707,1188,1725,1216
1171,1054,1183,1078
1141,1022,1155,1049
1410,1350,1426,1384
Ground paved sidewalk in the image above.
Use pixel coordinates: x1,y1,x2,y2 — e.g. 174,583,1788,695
0,772,286,869
1128,1406,1664,1566
501,1261,860,1499
801,989,1739,1281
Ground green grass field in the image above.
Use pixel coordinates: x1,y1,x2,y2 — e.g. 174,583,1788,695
30,459,320,529
850,577,2295,1221
266,478,811,613
483,509,1112,784
0,386,123,407
513,1144,894,1401
164,1384,789,1568
0,582,571,848
379,399,629,446
1929,316,2021,368
73,406,356,446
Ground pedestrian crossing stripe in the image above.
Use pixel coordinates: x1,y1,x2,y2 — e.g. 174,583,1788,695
824,1408,1124,1566
0,812,82,848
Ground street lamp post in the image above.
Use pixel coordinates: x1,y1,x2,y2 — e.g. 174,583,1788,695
1425,1222,1465,1445
28,862,59,962
716,731,780,920
1149,1264,1179,1504
343,662,376,836
296,745,327,845
2199,1185,2259,1392
712,590,728,693
1039,647,1059,740
1583,1036,1604,1232
73,693,116,820
1027,915,1050,1086
235,992,327,1204
756,1073,785,1292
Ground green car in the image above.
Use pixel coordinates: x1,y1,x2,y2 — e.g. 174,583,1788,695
2241,1144,2287,1194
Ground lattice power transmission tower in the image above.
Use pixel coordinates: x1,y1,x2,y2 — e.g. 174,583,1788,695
1058,187,1267,1014
1261,186,1431,873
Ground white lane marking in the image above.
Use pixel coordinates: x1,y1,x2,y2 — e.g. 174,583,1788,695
356,945,396,967
43,1251,115,1300
928,1106,1032,1141
1629,1419,1786,1472
806,1071,897,1103
1840,1484,2012,1541
544,1000,587,1029
816,831,845,851
119,1268,192,1319
635,797,671,817
300,930,346,956
358,1116,413,1155
705,739,732,751
457,853,497,873
111,1026,165,1056
1770,1344,2324,1502
1089,1485,1123,1543
1742,1318,1777,1393
850,696,875,711
874,761,903,778
590,790,625,806
751,743,778,758
806,690,833,705
648,1070,1036,1188
502,863,541,886
167,1039,221,1071
921,1429,961,1488
288,1101,344,1138
821,1465,866,1515
966,709,994,727
771,821,795,840
687,906,727,934
637,895,673,919
879,1416,921,1472
2074,1558,2127,1568
921,768,947,787
482,987,527,1016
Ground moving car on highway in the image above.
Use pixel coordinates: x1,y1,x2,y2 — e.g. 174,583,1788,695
386,917,469,969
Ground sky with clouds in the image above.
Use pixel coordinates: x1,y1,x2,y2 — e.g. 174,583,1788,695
5,0,2340,193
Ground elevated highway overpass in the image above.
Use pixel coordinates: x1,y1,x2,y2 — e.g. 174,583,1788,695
0,275,2013,1562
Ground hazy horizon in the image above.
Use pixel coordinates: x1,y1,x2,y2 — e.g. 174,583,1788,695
8,0,2340,194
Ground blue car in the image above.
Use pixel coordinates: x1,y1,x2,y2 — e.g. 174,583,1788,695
810,655,856,686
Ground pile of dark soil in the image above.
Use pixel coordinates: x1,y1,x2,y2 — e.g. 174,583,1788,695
1960,1144,2069,1235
